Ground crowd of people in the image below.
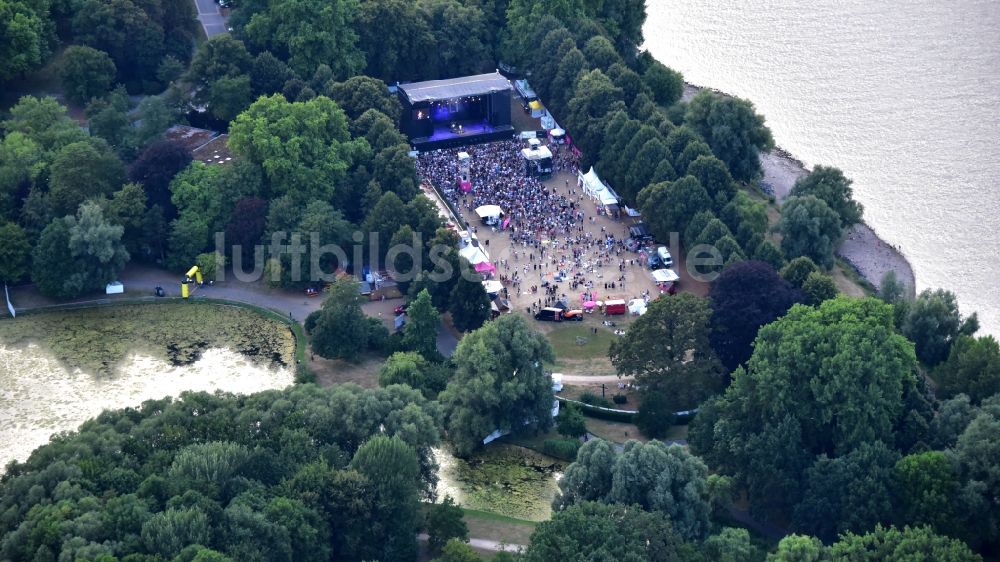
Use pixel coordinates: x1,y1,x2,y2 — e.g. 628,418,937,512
416,138,659,313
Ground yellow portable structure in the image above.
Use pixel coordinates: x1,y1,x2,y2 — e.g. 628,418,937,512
181,266,203,298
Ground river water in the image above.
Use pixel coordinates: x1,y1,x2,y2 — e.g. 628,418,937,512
644,0,1000,335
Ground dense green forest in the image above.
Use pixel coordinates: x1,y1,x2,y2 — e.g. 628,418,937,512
1,0,999,560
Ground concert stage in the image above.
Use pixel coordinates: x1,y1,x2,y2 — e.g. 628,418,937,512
398,72,514,150
410,122,515,150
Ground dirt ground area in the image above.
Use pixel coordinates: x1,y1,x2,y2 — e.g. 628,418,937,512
455,168,708,314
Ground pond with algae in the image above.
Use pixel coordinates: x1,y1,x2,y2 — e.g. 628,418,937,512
435,443,565,521
0,303,295,469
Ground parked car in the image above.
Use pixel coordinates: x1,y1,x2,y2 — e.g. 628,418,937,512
562,309,585,321
534,307,564,322
394,303,409,315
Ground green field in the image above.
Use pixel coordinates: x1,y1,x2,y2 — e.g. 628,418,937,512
545,324,616,363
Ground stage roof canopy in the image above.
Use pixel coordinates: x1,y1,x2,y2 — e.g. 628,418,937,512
398,72,512,103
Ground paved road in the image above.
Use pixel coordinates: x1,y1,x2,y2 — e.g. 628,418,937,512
8,264,460,356
193,0,228,37
417,534,525,553
558,373,631,383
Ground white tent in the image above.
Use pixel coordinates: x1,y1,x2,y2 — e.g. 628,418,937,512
482,280,504,294
460,244,489,265
628,299,647,315
578,167,619,206
475,204,503,220
651,269,680,284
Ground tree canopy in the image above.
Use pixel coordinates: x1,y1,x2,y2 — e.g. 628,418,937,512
610,293,725,411
709,260,803,371
440,314,555,456
691,297,922,519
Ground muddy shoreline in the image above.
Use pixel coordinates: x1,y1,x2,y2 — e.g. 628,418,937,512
682,83,916,296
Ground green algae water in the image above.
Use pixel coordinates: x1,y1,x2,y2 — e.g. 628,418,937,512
0,304,295,470
435,444,565,521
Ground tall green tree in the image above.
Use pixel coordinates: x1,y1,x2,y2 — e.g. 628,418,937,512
936,335,1000,403
0,221,30,283
610,293,725,411
692,297,920,519
2,96,87,153
58,45,117,105
790,166,863,228
229,94,362,202
951,408,1000,549
354,0,434,82
637,176,712,245
0,0,55,82
902,288,978,367
793,441,900,542
378,351,449,398
448,262,491,332
893,451,959,533
642,60,684,106
779,195,843,268
829,525,980,562
243,0,364,78
440,314,555,456
684,90,774,182
402,289,440,360
48,138,125,217
349,435,422,562
525,501,684,562
310,277,388,360
33,201,129,299
553,438,617,509
425,496,468,555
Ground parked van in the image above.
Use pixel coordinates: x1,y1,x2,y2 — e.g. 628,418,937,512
534,307,564,322
604,299,627,315
656,246,673,268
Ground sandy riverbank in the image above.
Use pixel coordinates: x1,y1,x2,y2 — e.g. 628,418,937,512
683,82,915,296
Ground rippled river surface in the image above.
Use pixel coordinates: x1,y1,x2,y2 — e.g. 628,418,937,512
645,0,1000,334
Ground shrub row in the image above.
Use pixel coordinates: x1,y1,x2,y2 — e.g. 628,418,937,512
542,438,582,461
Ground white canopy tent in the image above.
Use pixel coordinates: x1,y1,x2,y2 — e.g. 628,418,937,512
482,280,504,294
475,204,503,221
628,299,648,315
578,167,620,206
651,269,680,284
459,244,490,265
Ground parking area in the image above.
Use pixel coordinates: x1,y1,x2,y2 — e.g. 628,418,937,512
193,0,228,38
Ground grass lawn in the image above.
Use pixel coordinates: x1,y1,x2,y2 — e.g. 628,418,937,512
309,352,384,388
584,417,647,442
462,507,537,545
545,324,617,374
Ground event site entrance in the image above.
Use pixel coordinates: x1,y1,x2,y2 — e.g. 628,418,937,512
397,72,515,150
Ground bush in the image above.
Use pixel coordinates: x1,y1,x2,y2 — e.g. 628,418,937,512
579,391,613,408
612,394,628,405
542,438,582,461
556,402,587,438
636,391,676,438
558,397,637,423
304,310,320,333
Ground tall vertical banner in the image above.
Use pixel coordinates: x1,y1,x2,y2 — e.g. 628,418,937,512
4,284,14,318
